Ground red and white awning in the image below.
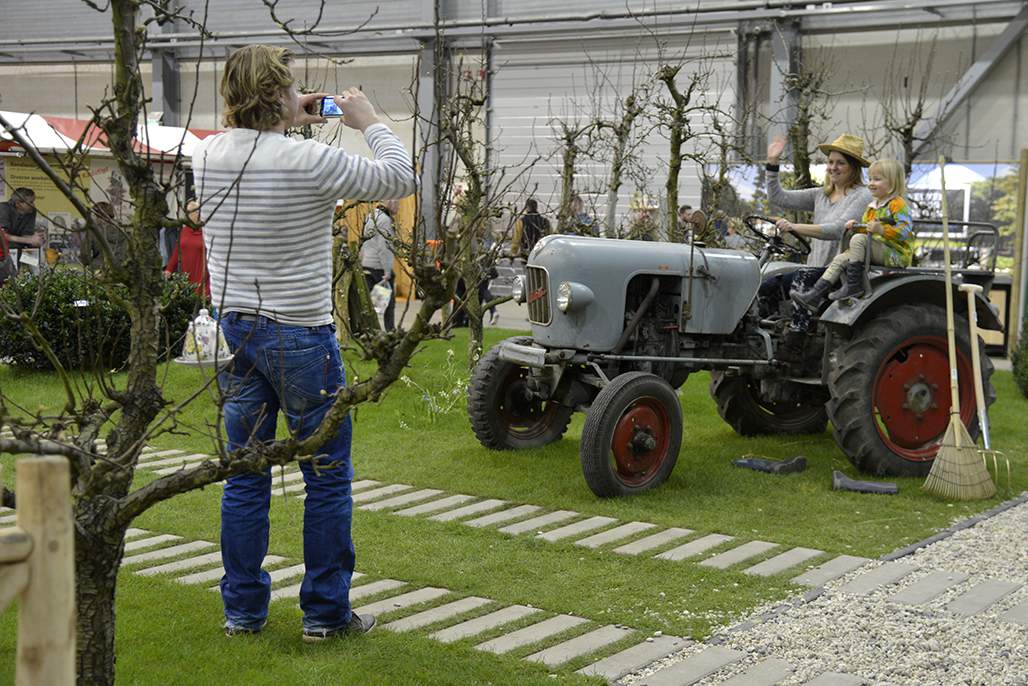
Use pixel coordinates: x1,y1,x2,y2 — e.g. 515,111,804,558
0,110,220,160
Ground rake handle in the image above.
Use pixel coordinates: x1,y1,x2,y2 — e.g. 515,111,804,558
960,283,991,450
938,157,961,438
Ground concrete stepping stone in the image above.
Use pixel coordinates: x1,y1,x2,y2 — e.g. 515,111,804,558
122,540,215,566
124,533,182,552
837,562,916,596
475,614,589,655
272,483,306,496
721,657,794,685
135,551,225,576
271,470,305,485
576,521,657,549
383,596,492,632
428,498,506,523
0,506,12,514
178,558,298,586
359,488,443,512
525,624,634,667
395,494,476,517
347,579,406,601
497,510,577,535
577,634,688,681
945,579,1022,616
889,570,969,605
430,605,540,643
656,533,734,562
242,565,354,601
145,453,209,470
464,504,541,528
136,449,187,461
745,547,823,577
268,563,307,584
354,587,449,617
803,672,866,685
124,528,150,540
614,528,693,556
538,516,617,543
793,555,870,587
636,645,745,686
351,484,413,503
0,514,16,526
351,479,382,493
700,541,778,569
998,599,1028,627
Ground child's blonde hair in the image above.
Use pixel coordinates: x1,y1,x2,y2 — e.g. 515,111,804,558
221,45,294,130
869,159,907,198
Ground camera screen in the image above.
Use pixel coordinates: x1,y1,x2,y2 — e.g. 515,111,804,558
320,97,343,117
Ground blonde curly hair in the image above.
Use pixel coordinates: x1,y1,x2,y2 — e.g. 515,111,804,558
220,45,294,131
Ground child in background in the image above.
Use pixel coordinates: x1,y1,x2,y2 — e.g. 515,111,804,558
792,159,913,309
164,199,210,299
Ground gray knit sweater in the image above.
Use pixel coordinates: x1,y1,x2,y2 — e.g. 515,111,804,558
766,171,871,268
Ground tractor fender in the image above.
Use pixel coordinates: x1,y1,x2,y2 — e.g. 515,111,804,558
820,273,1003,333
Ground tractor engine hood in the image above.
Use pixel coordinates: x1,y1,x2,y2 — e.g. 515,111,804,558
524,235,761,352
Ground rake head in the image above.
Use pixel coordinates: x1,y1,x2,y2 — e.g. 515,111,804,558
922,419,996,501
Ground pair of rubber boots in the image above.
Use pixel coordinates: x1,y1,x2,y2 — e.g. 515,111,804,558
792,262,866,313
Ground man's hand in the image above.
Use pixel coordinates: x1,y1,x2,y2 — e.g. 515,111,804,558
337,88,380,132
295,92,328,128
380,272,391,283
767,136,786,165
845,219,856,231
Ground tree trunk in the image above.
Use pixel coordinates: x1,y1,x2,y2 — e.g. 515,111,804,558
74,524,126,686
558,138,577,233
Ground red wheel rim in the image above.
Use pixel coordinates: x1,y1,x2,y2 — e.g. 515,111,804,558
609,396,672,486
872,335,975,462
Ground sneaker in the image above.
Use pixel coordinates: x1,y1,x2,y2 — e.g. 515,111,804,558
224,621,265,637
489,310,500,326
302,613,376,643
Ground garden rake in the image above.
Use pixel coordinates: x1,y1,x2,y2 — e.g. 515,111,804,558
922,156,996,501
959,282,1011,495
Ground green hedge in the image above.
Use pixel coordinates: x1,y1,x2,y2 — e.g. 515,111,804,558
1013,325,1028,398
0,268,202,370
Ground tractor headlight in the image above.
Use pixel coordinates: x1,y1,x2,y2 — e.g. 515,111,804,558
557,282,573,312
556,281,594,313
511,275,526,304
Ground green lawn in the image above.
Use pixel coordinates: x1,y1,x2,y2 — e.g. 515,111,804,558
1,328,1026,684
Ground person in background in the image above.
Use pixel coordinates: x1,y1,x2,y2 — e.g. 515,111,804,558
625,192,659,241
724,217,750,251
360,199,398,331
164,199,210,299
193,44,414,642
517,198,550,256
0,188,44,265
79,202,126,269
568,194,596,236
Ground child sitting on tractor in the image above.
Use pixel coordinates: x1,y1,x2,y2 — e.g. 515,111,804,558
792,158,914,309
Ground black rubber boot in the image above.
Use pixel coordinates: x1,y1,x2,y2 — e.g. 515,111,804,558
776,329,807,364
790,278,833,313
829,262,867,301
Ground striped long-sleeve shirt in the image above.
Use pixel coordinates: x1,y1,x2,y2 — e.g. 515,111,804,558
192,124,415,326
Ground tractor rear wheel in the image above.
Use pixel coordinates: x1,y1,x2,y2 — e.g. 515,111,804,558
827,304,994,477
710,372,828,436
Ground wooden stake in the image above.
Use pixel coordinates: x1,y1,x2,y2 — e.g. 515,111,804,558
16,457,75,686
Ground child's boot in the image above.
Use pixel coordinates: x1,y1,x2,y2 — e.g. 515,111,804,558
791,278,833,313
829,262,867,301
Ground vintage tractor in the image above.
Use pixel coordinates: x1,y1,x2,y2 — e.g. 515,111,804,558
467,218,1001,497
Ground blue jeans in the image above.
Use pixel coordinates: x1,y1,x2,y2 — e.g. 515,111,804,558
758,267,826,333
217,312,355,632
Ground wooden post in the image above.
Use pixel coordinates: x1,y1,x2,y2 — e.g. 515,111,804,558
16,457,75,686
1009,148,1028,351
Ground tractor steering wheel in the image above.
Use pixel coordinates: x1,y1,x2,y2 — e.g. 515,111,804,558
743,215,812,256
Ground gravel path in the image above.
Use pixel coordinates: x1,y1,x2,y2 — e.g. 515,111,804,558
622,495,1028,686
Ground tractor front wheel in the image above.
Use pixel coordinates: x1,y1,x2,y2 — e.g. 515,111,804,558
580,372,682,497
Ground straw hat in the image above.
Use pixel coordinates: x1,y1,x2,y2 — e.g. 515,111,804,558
629,191,658,211
817,133,870,167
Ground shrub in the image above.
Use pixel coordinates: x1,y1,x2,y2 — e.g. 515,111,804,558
0,268,202,370
1013,326,1028,398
